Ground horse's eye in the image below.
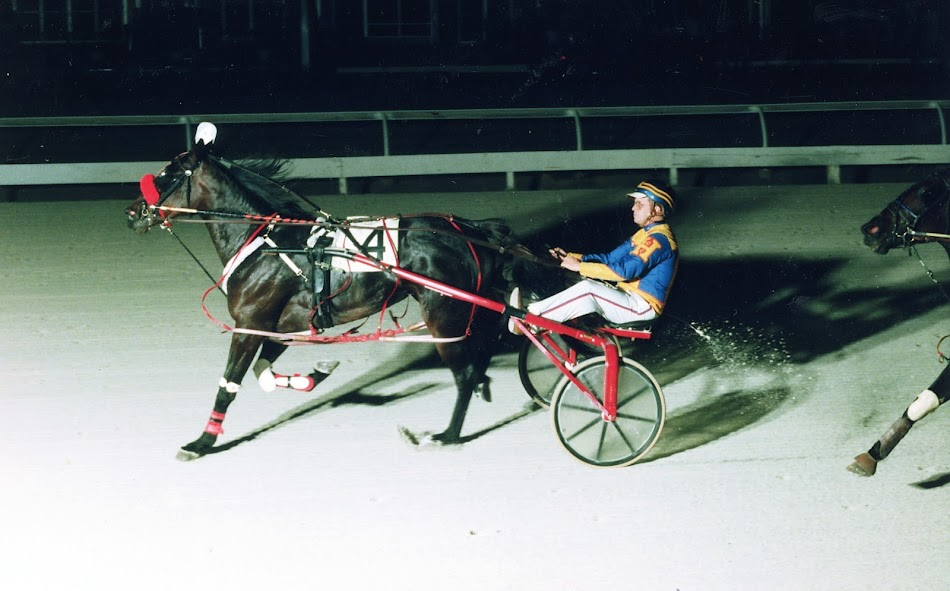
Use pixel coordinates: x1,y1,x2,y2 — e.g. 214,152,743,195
159,171,167,177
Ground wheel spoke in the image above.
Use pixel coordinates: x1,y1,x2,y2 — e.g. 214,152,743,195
596,422,609,461
614,380,656,423
615,411,659,424
609,420,638,455
564,412,607,443
558,401,601,414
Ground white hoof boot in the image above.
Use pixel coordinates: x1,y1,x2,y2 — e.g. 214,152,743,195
253,359,277,392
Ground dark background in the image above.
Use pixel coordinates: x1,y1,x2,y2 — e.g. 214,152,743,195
1,0,947,117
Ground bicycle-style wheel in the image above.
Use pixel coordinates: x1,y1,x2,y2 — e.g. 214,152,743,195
550,356,664,468
518,332,619,408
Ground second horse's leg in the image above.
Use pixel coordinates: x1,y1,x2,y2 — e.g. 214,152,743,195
848,387,945,477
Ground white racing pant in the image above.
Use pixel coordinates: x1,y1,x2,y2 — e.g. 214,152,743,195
526,279,657,325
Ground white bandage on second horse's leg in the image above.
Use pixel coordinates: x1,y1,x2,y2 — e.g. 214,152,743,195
907,389,940,422
217,377,241,394
252,358,277,392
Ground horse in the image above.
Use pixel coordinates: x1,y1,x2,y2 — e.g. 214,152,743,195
860,169,950,258
125,123,525,460
849,170,950,476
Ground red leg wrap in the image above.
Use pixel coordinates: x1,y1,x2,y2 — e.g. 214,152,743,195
204,411,226,435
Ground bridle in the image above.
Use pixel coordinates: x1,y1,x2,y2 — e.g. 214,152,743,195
886,173,950,247
137,152,196,223
882,172,950,302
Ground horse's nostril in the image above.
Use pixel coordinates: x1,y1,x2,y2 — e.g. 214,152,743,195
867,225,879,235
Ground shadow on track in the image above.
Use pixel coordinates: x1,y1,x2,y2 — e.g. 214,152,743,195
644,386,791,462
911,472,950,490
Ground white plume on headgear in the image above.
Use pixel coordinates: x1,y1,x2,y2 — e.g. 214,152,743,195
194,122,218,146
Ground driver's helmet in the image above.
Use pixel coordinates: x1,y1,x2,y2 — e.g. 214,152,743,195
627,181,676,215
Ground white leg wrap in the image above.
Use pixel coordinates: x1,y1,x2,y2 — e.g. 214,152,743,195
289,374,316,391
253,359,277,392
907,389,940,422
217,377,242,394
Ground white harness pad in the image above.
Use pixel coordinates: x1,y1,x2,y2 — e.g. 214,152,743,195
319,217,400,273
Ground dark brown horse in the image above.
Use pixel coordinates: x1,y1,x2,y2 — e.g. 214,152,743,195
850,170,950,476
126,124,522,460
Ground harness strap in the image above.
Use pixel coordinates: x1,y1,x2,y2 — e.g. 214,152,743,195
263,234,307,281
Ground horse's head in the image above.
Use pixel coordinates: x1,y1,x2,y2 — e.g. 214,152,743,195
860,172,950,254
126,122,217,234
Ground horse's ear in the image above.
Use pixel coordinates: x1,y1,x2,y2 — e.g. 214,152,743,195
194,122,217,148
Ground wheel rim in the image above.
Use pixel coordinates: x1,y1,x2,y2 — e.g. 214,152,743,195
551,356,665,467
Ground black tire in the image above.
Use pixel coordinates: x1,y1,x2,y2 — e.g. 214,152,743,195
550,356,664,468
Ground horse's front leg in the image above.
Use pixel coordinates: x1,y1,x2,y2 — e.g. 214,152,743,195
848,385,946,477
177,332,265,461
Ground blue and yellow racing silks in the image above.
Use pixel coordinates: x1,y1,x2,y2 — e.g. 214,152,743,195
574,223,679,313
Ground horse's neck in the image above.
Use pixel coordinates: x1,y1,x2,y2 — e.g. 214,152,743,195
200,184,268,266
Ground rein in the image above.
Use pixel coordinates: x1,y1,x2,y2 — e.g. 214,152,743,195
162,223,225,293
153,204,560,267
908,244,950,302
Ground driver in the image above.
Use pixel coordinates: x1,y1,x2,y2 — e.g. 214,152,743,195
509,180,679,333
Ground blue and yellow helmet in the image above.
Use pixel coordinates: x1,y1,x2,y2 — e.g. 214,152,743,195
627,181,676,215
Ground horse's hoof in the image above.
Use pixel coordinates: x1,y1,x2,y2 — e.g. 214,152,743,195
314,360,340,375
177,435,215,461
474,378,492,402
397,426,449,449
398,425,431,446
846,452,877,477
176,448,202,462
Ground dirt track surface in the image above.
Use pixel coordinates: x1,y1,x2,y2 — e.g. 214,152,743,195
1,184,948,590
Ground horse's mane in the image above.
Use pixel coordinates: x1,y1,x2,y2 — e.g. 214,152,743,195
211,155,317,218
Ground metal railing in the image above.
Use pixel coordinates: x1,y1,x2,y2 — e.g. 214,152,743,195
1,100,948,193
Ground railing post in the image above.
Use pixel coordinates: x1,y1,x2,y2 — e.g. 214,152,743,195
339,177,349,194
182,119,194,149
568,109,583,151
379,112,391,156
669,167,679,187
827,165,841,184
931,100,947,145
506,171,515,190
751,105,768,147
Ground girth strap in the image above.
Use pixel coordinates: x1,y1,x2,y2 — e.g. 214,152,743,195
307,235,335,330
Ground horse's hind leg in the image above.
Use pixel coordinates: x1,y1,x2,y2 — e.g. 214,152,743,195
432,342,480,444
252,339,339,393
177,332,265,461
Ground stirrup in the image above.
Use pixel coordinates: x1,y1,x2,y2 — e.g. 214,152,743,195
608,319,653,331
